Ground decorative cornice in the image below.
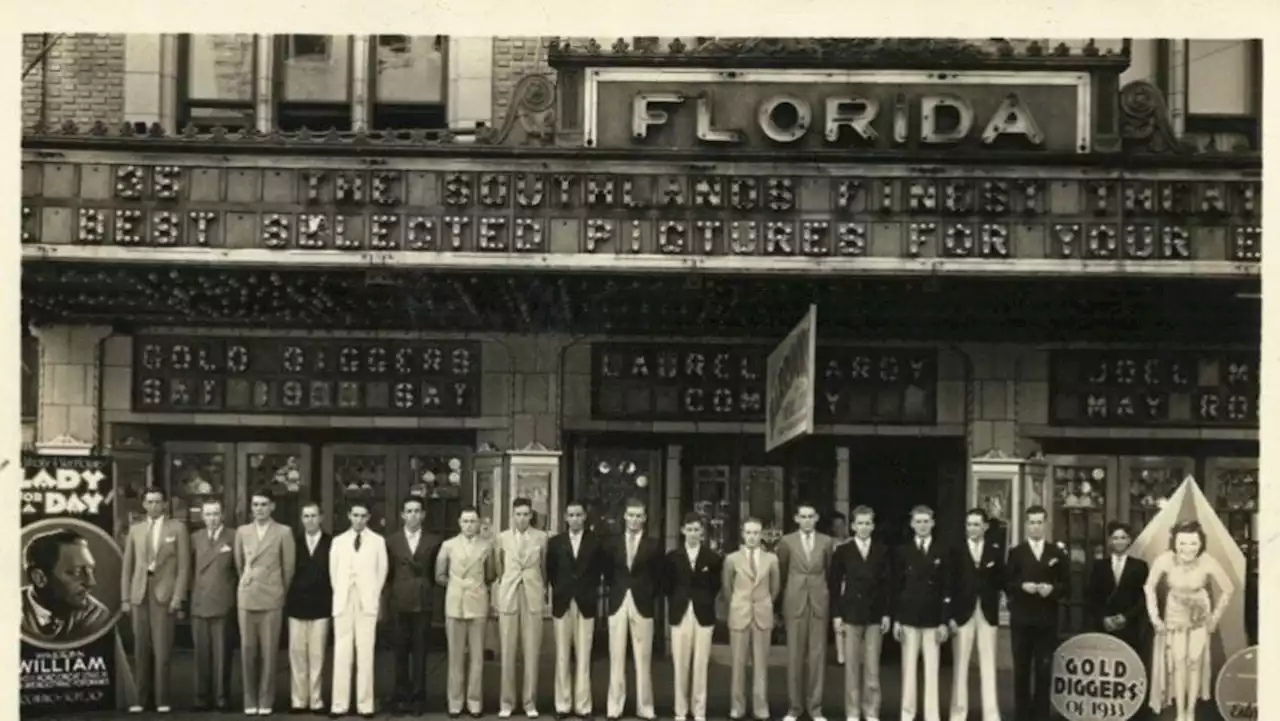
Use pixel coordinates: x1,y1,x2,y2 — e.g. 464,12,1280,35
547,37,1132,71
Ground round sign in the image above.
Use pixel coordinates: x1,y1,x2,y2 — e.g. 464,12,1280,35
1215,645,1258,720
1051,633,1148,721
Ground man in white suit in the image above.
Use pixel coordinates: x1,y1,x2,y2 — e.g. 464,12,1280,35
329,501,389,718
723,518,781,721
495,497,549,719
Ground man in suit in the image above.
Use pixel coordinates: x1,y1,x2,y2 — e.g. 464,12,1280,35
776,502,834,721
286,503,333,715
1087,520,1151,720
603,498,662,721
828,505,891,721
948,508,1005,721
385,496,441,714
234,488,298,716
1087,520,1150,653
892,505,951,721
437,506,497,718
190,499,238,712
665,513,723,721
495,497,549,719
546,500,602,720
330,501,389,718
723,517,780,721
1005,505,1069,721
121,486,191,713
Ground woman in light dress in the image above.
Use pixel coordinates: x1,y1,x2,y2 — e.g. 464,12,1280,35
1143,520,1234,721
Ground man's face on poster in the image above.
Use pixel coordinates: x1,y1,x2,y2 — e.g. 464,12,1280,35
33,540,97,611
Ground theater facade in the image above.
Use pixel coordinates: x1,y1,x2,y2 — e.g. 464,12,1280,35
22,38,1259,636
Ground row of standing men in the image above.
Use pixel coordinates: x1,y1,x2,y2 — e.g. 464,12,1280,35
124,487,1089,721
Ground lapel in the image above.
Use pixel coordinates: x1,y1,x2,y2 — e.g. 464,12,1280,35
789,534,809,570
453,536,482,576
246,522,273,565
737,550,758,583
570,532,588,567
197,527,230,574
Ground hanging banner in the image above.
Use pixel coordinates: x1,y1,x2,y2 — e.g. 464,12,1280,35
765,304,817,452
19,453,121,715
1050,632,1148,721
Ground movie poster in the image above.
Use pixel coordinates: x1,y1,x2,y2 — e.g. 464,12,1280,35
19,453,121,716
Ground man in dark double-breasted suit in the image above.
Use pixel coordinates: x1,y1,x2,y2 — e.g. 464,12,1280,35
603,499,663,721
948,508,1006,721
664,513,724,721
385,497,442,713
189,500,238,712
893,505,951,721
546,501,603,719
1005,505,1070,721
828,505,891,721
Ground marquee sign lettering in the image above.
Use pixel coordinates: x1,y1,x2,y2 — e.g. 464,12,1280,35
592,343,937,424
19,161,1261,267
1049,350,1259,427
131,336,482,416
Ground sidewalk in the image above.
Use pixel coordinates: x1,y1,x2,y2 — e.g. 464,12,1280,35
78,646,1019,720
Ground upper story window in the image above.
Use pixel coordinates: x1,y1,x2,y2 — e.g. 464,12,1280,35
1184,39,1261,148
276,34,354,131
177,34,258,132
370,35,447,130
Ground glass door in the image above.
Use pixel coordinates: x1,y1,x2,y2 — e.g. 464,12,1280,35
1118,455,1194,532
320,444,471,536
238,443,313,532
163,441,239,528
1044,455,1119,635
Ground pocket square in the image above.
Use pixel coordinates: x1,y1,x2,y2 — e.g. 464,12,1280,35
1048,558,1059,567
933,558,941,565
220,544,232,553
164,536,176,543
985,560,996,567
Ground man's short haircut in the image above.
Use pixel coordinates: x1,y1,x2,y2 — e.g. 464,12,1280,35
851,505,875,522
347,499,371,514
459,505,479,517
299,501,321,514
142,486,168,501
401,497,425,512
250,487,274,503
795,502,818,515
624,498,647,513
565,499,586,512
25,530,88,574
910,504,935,519
681,512,703,527
742,517,764,529
1106,520,1133,537
1025,504,1048,519
966,507,990,524
512,497,533,511
201,498,224,511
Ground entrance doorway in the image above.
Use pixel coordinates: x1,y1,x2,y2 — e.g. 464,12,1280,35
845,436,967,544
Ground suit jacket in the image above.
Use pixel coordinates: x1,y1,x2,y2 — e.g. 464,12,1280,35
602,533,663,618
777,531,834,618
494,527,548,615
664,546,723,627
950,536,1006,626
385,528,441,614
828,536,891,626
190,525,238,618
122,516,191,606
722,547,780,631
286,531,333,619
893,537,952,628
1004,540,1070,628
1086,553,1149,643
233,520,297,612
435,534,495,620
330,529,389,617
546,530,603,619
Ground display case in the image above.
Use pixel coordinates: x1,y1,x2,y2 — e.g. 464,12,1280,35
485,442,562,533
1044,455,1119,634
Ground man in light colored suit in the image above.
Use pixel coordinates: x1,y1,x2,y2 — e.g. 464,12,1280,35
776,502,834,721
234,488,297,716
121,486,191,713
437,505,497,718
189,499,238,712
723,517,781,721
330,500,389,718
495,497,549,719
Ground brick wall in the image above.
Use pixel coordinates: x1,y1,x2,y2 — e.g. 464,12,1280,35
491,36,553,128
22,33,127,130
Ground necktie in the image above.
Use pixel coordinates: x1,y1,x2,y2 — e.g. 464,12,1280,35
626,534,637,568
1113,556,1123,583
148,518,159,561
859,540,868,559
571,534,579,559
354,531,362,552
972,541,981,564
918,537,925,552
749,549,757,574
803,533,813,558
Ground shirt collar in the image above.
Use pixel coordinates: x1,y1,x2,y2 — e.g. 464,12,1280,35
25,587,55,629
207,524,223,537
